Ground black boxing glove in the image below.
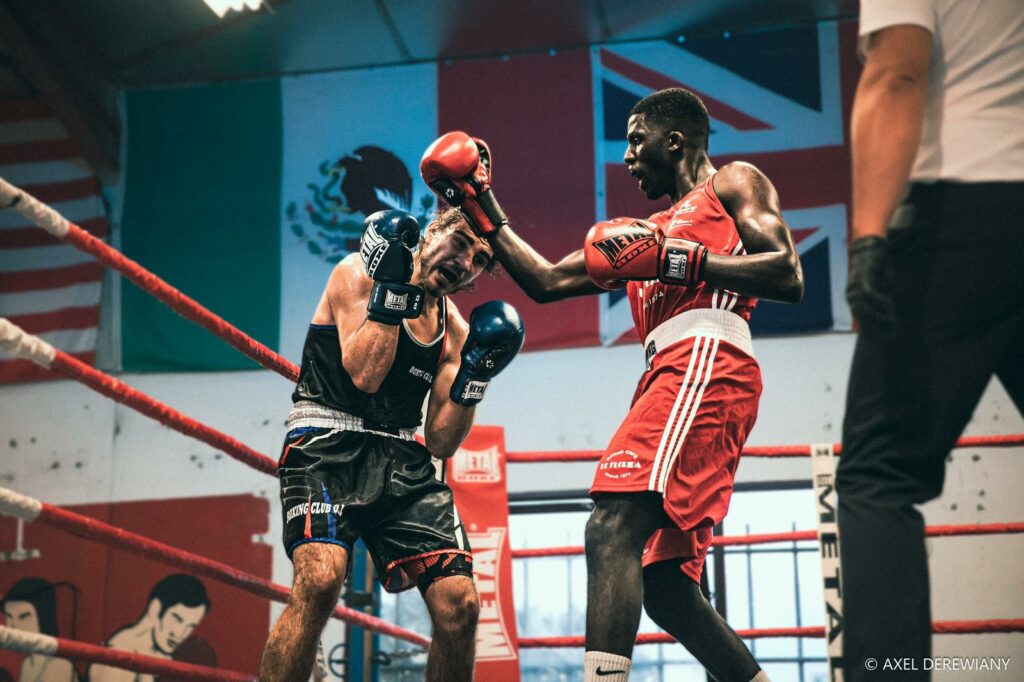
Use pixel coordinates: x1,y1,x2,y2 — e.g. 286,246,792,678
450,301,525,405
360,210,425,325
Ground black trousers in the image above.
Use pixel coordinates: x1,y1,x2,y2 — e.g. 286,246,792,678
837,181,1024,680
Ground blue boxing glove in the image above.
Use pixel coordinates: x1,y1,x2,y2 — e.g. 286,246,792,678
360,210,424,325
450,301,525,405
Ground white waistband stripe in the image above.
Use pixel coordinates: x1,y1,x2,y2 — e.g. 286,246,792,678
644,308,753,361
287,401,416,440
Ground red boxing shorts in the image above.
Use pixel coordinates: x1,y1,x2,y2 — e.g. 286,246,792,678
591,322,761,583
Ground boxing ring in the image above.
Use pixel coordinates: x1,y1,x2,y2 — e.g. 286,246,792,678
2,177,1022,679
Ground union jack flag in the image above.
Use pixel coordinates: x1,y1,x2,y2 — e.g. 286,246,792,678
593,22,858,345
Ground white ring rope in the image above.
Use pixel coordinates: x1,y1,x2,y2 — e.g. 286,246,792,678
0,486,42,522
0,176,71,238
0,625,58,656
0,318,56,367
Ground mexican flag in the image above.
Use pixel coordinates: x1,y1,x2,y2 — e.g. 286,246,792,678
121,64,441,371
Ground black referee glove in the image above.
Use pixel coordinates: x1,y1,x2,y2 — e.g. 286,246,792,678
846,236,895,332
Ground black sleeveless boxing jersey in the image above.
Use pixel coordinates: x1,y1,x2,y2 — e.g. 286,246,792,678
292,299,447,430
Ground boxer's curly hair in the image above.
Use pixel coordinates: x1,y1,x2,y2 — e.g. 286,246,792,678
630,87,710,150
425,206,501,275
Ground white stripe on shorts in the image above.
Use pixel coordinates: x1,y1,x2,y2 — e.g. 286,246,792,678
648,335,716,492
658,336,719,492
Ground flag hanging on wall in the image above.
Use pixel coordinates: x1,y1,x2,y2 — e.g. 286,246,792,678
594,22,855,345
0,98,107,383
116,20,859,372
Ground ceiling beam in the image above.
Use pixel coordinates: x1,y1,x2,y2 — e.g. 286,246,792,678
375,0,412,61
593,0,612,41
0,0,119,175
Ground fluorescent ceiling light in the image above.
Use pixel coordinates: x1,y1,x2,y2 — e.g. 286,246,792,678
203,0,264,18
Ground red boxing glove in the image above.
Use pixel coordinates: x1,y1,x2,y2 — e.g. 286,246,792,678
420,131,508,236
584,217,708,290
584,218,659,289
421,131,486,201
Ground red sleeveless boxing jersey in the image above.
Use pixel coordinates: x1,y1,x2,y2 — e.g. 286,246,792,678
626,175,757,341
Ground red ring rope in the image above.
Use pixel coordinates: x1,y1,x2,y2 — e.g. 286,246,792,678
0,322,431,643
56,636,256,681
510,522,1024,558
518,619,1024,648
61,222,299,381
0,625,254,681
1,175,299,378
0,487,430,647
41,504,430,645
0,178,299,381
50,350,278,476
506,434,1024,462
8,328,1022,650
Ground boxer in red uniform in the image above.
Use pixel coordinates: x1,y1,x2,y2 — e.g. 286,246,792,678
422,88,803,682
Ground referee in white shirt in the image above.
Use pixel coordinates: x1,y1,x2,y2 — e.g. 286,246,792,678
837,0,1023,678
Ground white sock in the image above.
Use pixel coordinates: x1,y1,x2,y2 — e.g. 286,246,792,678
751,670,771,681
584,651,631,681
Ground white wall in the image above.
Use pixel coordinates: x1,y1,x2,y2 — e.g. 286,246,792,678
2,332,1022,676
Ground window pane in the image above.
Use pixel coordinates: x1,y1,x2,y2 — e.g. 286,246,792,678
378,486,830,678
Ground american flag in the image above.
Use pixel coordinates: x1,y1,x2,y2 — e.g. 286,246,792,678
0,97,108,383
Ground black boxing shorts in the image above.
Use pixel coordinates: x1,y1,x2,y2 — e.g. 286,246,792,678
278,426,472,594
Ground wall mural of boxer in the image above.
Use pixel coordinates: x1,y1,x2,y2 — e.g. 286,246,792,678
0,495,270,679
87,574,211,682
1,577,79,682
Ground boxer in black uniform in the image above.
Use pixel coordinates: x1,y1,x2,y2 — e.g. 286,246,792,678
259,208,524,682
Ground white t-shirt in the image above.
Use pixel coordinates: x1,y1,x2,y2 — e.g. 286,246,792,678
859,0,1024,182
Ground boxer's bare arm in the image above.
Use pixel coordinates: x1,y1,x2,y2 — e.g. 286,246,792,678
488,226,603,302
851,25,931,239
322,255,400,393
423,309,474,459
709,162,804,303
